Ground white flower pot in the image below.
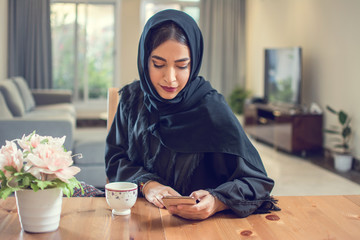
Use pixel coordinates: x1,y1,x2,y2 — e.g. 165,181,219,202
334,154,353,172
15,188,63,233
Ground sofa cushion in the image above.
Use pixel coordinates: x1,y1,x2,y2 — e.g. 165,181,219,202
12,76,36,112
73,128,107,165
0,92,13,119
72,128,107,188
0,80,25,117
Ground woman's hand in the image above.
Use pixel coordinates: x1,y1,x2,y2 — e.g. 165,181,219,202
167,190,228,220
142,181,181,208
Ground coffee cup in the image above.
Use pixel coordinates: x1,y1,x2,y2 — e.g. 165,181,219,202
105,182,138,215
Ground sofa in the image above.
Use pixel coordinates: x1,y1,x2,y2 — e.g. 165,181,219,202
0,76,106,188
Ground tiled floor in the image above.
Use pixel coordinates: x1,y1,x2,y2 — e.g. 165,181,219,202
253,139,360,196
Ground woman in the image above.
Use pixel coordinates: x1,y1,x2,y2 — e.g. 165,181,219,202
105,9,278,220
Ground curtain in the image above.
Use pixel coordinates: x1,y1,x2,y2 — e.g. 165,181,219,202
199,0,246,98
8,0,53,89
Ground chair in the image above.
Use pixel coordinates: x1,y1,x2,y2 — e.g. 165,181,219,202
105,88,120,184
107,87,120,132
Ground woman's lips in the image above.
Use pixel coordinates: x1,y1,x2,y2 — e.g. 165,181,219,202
161,86,177,92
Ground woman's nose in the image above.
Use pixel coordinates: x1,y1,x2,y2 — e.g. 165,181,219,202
164,67,176,83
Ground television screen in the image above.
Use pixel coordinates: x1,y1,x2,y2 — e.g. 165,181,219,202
264,47,302,106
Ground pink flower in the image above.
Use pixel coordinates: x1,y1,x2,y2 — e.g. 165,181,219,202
18,133,66,152
52,165,81,183
24,140,80,183
0,141,23,178
1,132,81,185
0,132,83,199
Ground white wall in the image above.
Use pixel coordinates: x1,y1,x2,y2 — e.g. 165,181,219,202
246,0,360,158
0,0,8,79
117,0,141,88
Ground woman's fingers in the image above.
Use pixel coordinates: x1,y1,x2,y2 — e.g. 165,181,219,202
153,195,165,208
190,190,208,201
168,190,223,220
168,204,211,220
146,192,164,208
143,181,181,208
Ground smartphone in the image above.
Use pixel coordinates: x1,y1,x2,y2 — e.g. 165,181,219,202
162,196,196,209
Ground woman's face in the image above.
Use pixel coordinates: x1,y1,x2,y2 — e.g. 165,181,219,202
148,39,191,99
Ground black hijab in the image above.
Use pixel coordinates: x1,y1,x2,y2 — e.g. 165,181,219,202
138,9,266,174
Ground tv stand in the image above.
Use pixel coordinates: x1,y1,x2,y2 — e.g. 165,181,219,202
243,103,323,154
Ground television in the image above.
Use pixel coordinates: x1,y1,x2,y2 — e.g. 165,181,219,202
264,47,302,107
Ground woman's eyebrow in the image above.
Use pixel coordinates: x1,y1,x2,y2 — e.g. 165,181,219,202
151,55,166,61
175,58,190,63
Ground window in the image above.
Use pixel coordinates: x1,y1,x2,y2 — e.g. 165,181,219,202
141,0,200,26
51,1,116,102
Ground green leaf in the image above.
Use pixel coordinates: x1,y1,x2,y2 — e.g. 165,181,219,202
338,111,348,125
334,143,349,150
22,176,30,186
23,151,30,158
324,129,340,134
343,126,351,138
36,180,53,190
62,186,71,198
326,106,337,114
0,170,6,180
0,187,14,200
3,166,17,173
28,131,36,140
31,183,39,192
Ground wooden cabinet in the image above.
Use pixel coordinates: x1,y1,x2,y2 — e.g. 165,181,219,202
243,103,323,154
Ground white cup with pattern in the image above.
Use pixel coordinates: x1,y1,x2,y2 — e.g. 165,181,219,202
105,182,138,215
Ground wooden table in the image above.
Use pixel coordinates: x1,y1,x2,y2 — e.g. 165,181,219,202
1,195,360,239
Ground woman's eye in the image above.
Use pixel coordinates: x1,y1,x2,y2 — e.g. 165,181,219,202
177,64,189,70
153,62,164,68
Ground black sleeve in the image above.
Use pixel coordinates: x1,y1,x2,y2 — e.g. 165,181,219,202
206,153,278,217
104,95,163,187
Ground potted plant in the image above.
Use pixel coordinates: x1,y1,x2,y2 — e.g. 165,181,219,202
0,131,83,233
324,106,353,172
228,86,251,115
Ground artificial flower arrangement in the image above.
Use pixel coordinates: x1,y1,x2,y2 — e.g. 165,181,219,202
0,131,83,199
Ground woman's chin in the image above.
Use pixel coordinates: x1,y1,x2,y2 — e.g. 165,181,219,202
161,95,176,100
159,92,178,100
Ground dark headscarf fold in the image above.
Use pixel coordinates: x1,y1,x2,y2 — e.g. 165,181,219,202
138,10,267,174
